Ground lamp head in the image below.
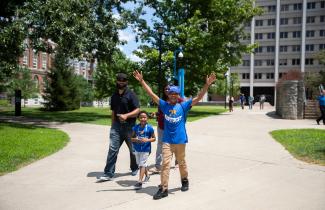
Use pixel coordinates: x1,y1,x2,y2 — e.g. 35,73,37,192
178,52,184,58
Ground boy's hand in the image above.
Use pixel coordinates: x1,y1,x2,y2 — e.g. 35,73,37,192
141,138,149,142
133,70,143,82
206,72,216,86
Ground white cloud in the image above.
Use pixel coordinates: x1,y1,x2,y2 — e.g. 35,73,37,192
118,30,134,42
129,54,143,62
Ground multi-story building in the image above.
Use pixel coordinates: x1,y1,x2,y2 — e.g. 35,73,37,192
231,0,325,105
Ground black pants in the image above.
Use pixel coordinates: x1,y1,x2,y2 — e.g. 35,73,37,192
317,105,325,124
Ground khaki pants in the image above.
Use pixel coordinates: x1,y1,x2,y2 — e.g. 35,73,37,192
161,143,188,190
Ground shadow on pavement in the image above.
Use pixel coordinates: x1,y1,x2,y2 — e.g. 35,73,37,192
265,111,282,119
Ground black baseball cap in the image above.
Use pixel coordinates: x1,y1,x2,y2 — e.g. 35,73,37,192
116,73,128,81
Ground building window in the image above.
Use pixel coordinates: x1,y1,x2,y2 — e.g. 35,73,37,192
267,19,275,26
266,73,274,79
306,44,314,51
255,33,263,40
32,52,38,68
254,73,262,79
321,16,325,22
292,45,301,52
292,31,301,38
320,44,325,50
242,73,250,79
266,59,274,66
305,58,314,65
307,16,315,23
254,60,263,66
281,4,289,11
242,60,250,66
23,50,28,66
306,30,315,37
293,17,302,24
254,46,263,53
320,30,325,37
42,53,47,69
307,2,316,9
292,59,300,65
279,59,287,66
268,5,276,12
267,32,275,39
293,3,302,10
255,20,263,26
280,46,288,52
280,32,288,38
280,18,289,25
321,1,325,8
266,46,275,52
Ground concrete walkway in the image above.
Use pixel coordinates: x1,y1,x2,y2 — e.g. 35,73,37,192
0,105,324,210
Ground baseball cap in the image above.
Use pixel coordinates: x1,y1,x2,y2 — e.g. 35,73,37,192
116,73,128,81
168,85,180,94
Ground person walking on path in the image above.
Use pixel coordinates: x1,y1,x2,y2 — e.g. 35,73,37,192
248,95,254,110
133,70,216,200
240,94,245,109
259,94,266,110
316,89,325,125
98,73,140,182
229,96,234,112
131,111,156,189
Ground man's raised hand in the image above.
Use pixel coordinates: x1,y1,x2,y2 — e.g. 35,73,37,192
206,72,217,86
133,70,143,82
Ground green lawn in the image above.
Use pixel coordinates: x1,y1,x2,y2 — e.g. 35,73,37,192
0,105,226,126
270,129,325,165
0,122,69,175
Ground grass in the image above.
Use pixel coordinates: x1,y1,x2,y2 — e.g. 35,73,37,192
270,129,325,165
0,122,69,175
0,105,226,126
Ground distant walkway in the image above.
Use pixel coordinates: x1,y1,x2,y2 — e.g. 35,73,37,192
0,105,324,210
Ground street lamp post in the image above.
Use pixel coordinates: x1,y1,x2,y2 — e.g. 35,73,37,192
157,26,164,98
224,71,229,109
173,47,185,98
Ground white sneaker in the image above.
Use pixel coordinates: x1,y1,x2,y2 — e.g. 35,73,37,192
97,174,113,182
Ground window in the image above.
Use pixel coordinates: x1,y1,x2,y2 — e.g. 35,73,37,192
293,3,302,10
307,16,315,23
242,60,250,66
42,53,47,69
307,2,316,9
255,33,263,40
321,16,325,22
266,59,274,66
281,4,289,11
254,73,262,79
292,45,301,52
292,59,300,65
306,30,315,37
292,31,301,38
267,32,275,39
32,52,38,68
320,44,325,50
242,73,250,79
268,5,276,12
321,1,325,8
280,32,288,38
267,19,275,26
23,50,28,66
266,46,275,52
255,20,263,26
254,60,263,66
280,45,288,52
244,21,251,27
293,17,302,24
306,44,314,51
320,30,325,37
305,58,314,65
266,73,274,79
254,46,263,53
279,59,287,66
280,18,289,25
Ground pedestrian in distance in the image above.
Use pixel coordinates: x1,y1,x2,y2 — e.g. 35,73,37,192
98,73,140,182
229,96,234,112
133,70,216,200
248,95,254,110
240,93,245,109
316,88,325,125
259,94,266,110
131,111,156,189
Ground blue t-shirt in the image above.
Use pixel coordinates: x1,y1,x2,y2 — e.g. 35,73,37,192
317,95,325,106
132,123,154,152
159,98,192,144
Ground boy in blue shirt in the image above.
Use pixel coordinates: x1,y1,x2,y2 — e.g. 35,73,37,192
133,70,216,200
131,111,156,189
316,89,325,125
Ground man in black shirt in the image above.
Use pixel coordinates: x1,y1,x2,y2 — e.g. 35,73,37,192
98,73,140,181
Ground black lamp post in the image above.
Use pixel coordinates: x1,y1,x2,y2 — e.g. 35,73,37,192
224,72,229,109
157,26,164,98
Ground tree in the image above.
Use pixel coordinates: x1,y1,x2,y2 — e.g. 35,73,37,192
42,48,81,111
134,0,261,96
75,75,95,104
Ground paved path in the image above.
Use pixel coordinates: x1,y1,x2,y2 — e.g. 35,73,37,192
0,106,324,210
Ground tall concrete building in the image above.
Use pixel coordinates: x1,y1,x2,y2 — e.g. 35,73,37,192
231,0,325,105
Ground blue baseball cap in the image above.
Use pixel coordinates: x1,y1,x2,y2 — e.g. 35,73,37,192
168,86,180,94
